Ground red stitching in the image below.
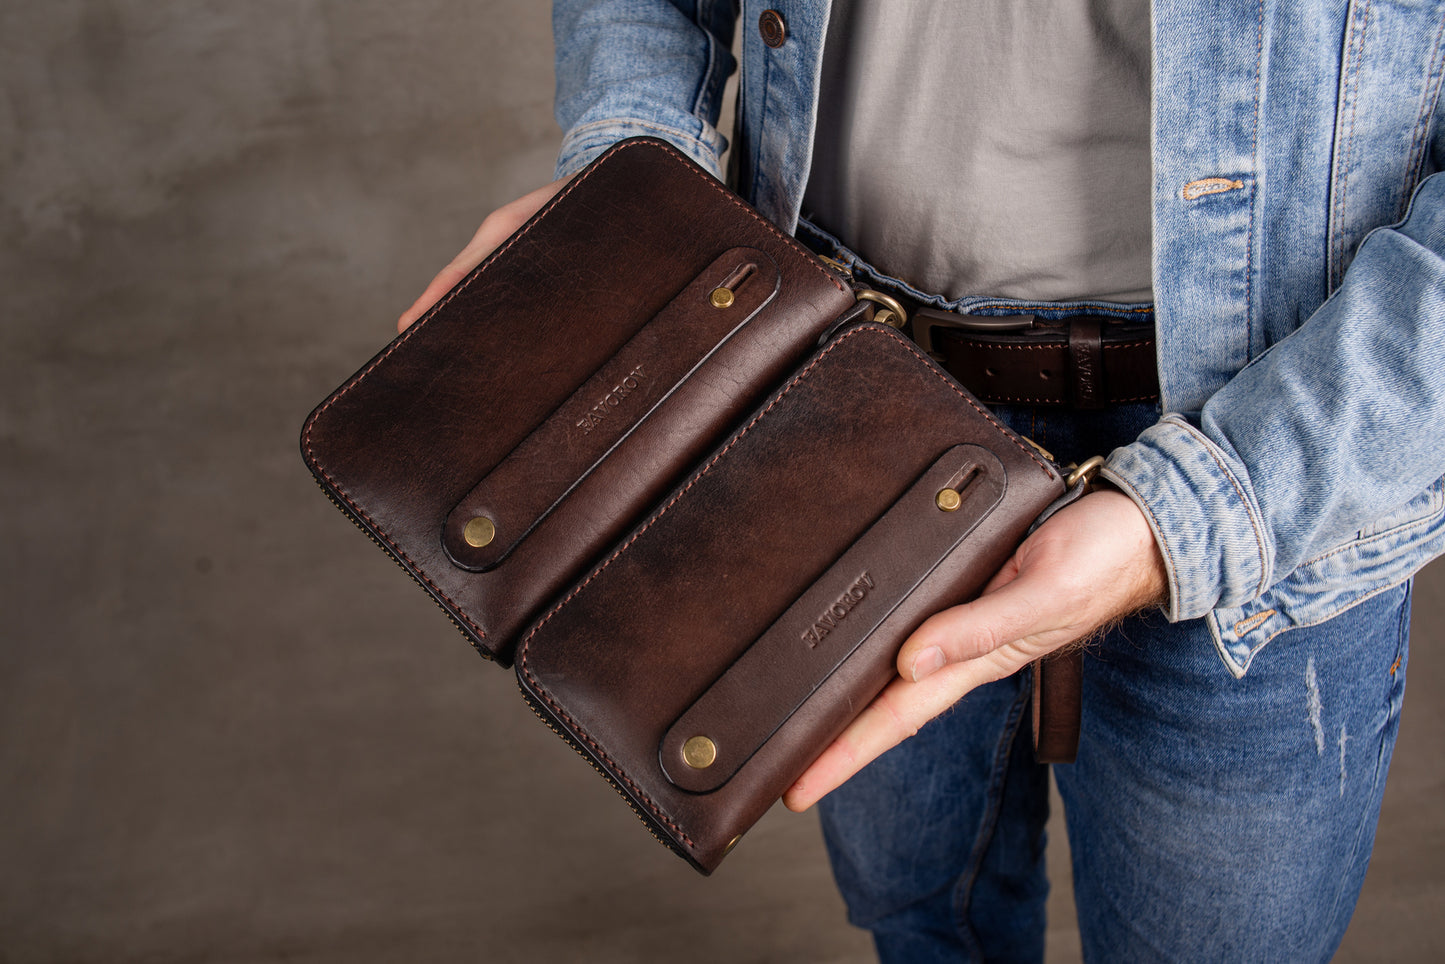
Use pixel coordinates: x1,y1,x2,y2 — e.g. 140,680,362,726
879,330,1057,475
623,142,850,297
522,325,1055,646
303,464,491,644
525,688,697,847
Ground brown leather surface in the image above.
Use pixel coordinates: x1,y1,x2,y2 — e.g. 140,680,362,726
1032,649,1083,763
441,247,781,572
1067,316,1104,409
935,320,1158,407
301,139,854,664
658,444,1007,794
517,324,1066,873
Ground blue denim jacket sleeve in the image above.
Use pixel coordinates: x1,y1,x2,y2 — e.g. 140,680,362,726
1098,0,1445,676
1104,172,1445,674
552,0,737,180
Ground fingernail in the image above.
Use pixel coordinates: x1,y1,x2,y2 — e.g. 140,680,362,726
912,646,946,682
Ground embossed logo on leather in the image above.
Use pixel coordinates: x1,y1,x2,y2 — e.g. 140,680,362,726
801,571,875,648
576,365,646,434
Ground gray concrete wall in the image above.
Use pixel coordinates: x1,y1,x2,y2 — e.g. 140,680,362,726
0,3,1439,961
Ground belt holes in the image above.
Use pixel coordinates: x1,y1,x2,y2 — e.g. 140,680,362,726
984,367,997,377
1039,369,1052,380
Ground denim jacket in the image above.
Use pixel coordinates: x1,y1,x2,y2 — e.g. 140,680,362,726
552,0,1445,677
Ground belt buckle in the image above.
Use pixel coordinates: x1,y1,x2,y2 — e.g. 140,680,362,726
912,307,1036,359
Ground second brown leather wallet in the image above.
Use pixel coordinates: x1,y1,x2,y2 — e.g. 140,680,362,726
517,322,1067,872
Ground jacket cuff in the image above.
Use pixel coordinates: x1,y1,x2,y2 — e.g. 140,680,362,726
556,119,728,182
1102,415,1272,621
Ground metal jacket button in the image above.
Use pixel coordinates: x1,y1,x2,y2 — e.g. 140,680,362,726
759,9,788,48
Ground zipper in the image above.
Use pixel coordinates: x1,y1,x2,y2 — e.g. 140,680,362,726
318,475,696,862
516,681,696,865
312,478,495,662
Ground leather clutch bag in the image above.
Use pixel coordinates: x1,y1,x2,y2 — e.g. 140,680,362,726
516,322,1067,872
301,137,1076,874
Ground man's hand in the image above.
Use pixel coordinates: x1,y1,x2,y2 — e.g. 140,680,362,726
782,487,1168,811
397,175,575,332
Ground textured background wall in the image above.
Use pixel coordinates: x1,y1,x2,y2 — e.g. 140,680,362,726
1,3,1439,961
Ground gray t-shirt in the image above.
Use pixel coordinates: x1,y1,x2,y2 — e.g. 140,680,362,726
803,0,1153,304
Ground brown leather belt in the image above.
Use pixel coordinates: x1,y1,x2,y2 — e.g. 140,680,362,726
914,308,1159,409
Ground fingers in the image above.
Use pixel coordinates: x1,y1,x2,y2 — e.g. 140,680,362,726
899,489,1167,682
395,215,515,333
781,587,1068,813
900,578,1057,680
396,175,575,332
398,262,472,333
897,563,1095,685
783,584,1059,812
782,644,1024,812
783,491,1169,812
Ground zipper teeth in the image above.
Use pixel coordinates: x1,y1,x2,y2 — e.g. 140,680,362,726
317,477,692,861
312,478,495,662
317,477,695,862
517,683,690,861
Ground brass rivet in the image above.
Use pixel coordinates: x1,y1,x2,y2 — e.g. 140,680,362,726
935,488,962,512
759,9,788,48
683,735,717,769
709,286,735,309
463,516,496,548
722,834,742,856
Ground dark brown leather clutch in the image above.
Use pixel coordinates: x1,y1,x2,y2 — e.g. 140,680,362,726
302,138,1075,874
516,323,1067,872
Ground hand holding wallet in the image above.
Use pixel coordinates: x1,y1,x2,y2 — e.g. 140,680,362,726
302,138,1081,873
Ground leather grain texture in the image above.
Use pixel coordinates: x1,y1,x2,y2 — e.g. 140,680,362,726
658,444,1007,795
300,139,853,663
517,324,1066,873
441,247,782,572
1032,649,1084,763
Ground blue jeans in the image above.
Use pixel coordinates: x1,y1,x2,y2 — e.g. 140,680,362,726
817,404,1412,963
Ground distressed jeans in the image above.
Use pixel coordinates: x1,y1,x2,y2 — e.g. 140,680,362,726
816,402,1412,963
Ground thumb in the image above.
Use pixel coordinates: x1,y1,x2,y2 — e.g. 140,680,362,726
897,570,1068,685
896,489,1169,683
